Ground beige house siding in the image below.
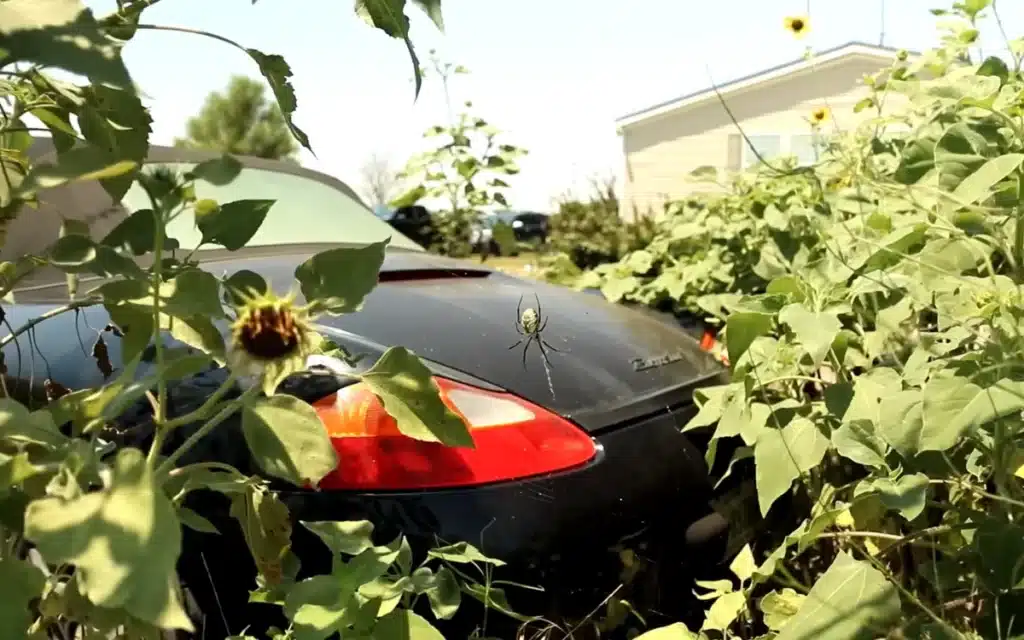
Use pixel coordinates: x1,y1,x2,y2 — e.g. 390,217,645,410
619,54,909,219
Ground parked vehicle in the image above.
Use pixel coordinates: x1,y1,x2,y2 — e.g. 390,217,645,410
499,210,550,244
6,142,757,638
375,203,440,249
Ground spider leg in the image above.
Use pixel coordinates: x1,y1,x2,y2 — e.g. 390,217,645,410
516,295,524,322
540,338,563,354
534,292,542,320
522,335,535,368
537,339,555,368
538,316,549,332
508,338,523,350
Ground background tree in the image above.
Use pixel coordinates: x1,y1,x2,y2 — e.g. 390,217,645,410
174,75,299,160
358,152,401,208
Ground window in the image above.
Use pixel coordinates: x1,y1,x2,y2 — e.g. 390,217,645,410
743,135,782,168
790,133,827,166
121,163,424,251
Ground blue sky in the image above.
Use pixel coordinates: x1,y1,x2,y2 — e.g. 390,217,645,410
87,0,1024,211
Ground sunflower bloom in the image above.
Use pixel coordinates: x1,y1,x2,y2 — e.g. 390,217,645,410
230,288,318,395
784,15,810,39
810,106,831,126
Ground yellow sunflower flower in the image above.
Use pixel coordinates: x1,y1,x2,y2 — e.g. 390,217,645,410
784,15,810,39
810,106,831,126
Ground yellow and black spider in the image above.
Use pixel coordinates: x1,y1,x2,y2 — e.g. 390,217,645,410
508,293,562,368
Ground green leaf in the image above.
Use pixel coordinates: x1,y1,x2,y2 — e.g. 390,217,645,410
79,85,153,201
302,520,375,556
196,199,275,250
17,145,137,197
410,0,444,29
358,347,473,447
633,623,698,640
223,269,269,306
0,0,132,88
188,154,243,185
295,241,387,314
427,541,505,566
50,233,97,267
0,399,66,448
0,556,46,634
725,311,773,364
102,208,167,256
879,376,983,457
355,0,423,97
23,448,192,631
373,609,445,640
950,153,1024,206
178,506,219,534
857,473,929,521
775,551,900,640
759,588,805,632
425,567,461,620
779,304,841,367
754,418,829,516
241,394,339,487
245,49,312,153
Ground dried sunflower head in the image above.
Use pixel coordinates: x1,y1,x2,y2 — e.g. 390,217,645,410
229,287,318,395
810,106,831,126
784,15,810,38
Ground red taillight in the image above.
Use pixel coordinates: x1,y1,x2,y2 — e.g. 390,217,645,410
313,377,597,490
699,327,729,366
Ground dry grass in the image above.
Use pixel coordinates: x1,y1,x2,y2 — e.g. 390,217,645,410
472,252,544,279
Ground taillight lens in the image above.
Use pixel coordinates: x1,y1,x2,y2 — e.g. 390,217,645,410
313,377,597,490
699,327,730,366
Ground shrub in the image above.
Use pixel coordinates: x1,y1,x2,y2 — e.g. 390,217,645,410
606,2,1024,637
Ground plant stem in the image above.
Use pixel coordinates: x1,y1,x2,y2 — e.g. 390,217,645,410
161,373,238,432
0,298,99,350
156,385,258,477
144,187,170,467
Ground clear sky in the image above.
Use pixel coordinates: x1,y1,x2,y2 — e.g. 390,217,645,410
86,0,1024,212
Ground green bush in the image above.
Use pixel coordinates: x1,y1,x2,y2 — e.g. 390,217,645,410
600,2,1024,638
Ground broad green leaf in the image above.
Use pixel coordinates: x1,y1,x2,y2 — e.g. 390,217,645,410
701,590,747,632
241,394,338,487
302,520,375,556
832,420,888,468
779,304,841,367
373,609,445,640
188,154,243,185
0,0,132,88
295,241,388,314
725,311,773,365
633,623,698,640
776,551,900,640
245,49,312,152
427,541,505,566
729,544,756,583
102,208,168,256
355,0,423,97
223,269,269,306
755,418,829,516
425,567,461,620
23,448,192,630
49,233,96,267
410,0,444,29
79,85,153,201
879,376,982,457
0,557,46,634
196,199,275,251
0,398,66,448
17,145,137,197
358,347,473,447
951,153,1024,206
760,588,805,632
857,473,929,521
178,506,219,534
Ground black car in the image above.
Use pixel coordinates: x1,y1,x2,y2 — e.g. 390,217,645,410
501,211,550,244
377,204,440,249
4,143,755,638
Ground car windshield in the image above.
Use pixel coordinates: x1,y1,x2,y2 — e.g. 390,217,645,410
121,162,424,252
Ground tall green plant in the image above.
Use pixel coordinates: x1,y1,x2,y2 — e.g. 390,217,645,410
392,59,527,257
0,1,522,638
603,2,1024,638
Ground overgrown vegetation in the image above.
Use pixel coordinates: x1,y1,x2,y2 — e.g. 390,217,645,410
542,180,657,284
0,1,525,638
582,2,1024,637
392,56,527,257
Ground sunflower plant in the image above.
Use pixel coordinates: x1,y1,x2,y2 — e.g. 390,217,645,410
0,1,524,638
593,1,1024,638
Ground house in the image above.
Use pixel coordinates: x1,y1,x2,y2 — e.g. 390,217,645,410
616,41,913,219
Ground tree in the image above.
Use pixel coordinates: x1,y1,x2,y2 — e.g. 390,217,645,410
174,75,299,160
358,153,401,208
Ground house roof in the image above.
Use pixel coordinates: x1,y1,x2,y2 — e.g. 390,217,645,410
616,41,918,130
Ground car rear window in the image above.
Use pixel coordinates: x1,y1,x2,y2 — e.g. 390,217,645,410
120,162,424,252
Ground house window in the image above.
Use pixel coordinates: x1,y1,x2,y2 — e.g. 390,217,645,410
743,135,782,168
790,133,827,166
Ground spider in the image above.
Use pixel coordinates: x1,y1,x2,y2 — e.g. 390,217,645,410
508,293,562,368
